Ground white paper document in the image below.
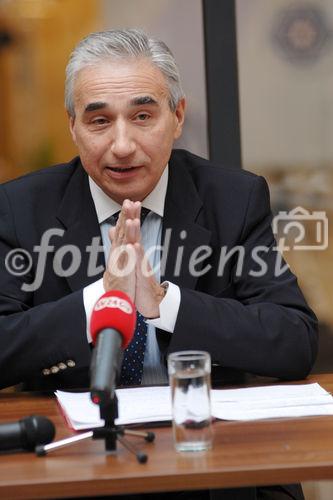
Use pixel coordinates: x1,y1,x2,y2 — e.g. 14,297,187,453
55,383,333,431
56,386,172,430
211,383,333,421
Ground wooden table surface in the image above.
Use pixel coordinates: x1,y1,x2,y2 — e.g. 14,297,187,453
1,373,333,499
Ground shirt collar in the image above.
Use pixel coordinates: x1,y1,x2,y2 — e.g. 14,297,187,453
88,165,168,224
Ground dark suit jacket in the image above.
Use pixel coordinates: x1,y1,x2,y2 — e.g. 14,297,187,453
0,149,318,390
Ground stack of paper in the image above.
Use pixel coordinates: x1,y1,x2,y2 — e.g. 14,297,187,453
211,383,333,421
55,383,333,431
56,386,171,430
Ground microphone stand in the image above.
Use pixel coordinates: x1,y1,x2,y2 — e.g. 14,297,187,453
35,394,155,463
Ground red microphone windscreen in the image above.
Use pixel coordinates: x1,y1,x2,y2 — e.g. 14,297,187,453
90,291,136,348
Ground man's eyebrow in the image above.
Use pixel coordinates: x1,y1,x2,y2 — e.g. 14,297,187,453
83,97,158,113
130,96,158,106
84,102,108,113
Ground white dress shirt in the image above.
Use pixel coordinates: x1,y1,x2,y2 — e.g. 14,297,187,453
83,166,180,384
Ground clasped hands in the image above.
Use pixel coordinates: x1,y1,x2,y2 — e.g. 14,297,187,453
103,199,165,319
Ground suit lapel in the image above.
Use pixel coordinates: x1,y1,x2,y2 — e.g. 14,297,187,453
161,151,211,290
55,162,105,292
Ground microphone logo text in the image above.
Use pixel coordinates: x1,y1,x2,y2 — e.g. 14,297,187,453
94,296,133,315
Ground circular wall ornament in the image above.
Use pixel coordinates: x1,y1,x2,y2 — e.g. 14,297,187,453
272,4,331,64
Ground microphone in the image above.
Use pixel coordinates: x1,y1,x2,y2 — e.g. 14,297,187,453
90,290,136,405
0,415,55,452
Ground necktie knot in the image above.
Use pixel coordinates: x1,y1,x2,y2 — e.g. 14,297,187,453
109,207,150,227
109,211,120,226
140,207,150,225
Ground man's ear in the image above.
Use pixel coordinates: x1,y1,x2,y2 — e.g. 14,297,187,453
173,97,186,140
68,113,77,144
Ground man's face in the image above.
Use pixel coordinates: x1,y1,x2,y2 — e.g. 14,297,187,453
69,58,185,203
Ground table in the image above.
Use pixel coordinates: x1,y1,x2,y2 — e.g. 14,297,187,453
1,373,333,499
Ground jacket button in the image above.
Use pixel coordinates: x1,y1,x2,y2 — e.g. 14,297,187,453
58,362,67,370
50,366,60,374
66,359,76,368
42,368,50,376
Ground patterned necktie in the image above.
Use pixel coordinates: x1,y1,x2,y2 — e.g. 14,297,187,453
119,310,148,386
109,208,150,386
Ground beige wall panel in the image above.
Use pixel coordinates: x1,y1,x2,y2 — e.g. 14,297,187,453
0,0,100,180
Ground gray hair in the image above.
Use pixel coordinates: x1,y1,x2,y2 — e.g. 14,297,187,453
65,28,184,116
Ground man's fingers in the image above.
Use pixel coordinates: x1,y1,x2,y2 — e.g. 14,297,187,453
113,200,142,245
125,218,141,244
103,242,136,301
109,226,116,242
134,242,161,318
134,241,143,262
113,199,130,241
135,242,154,278
132,201,141,220
126,200,141,220
108,243,137,276
122,199,141,220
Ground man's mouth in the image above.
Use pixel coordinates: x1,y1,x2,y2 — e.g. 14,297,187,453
108,166,136,173
105,165,142,180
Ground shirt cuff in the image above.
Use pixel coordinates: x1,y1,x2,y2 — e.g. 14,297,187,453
83,278,105,343
147,281,180,333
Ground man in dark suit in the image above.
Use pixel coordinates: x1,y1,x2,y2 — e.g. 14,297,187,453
0,29,317,499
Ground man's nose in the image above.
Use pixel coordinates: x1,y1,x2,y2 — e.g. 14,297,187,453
110,121,136,158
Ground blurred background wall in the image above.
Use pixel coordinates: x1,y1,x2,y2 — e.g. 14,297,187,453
236,0,333,373
0,0,99,180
